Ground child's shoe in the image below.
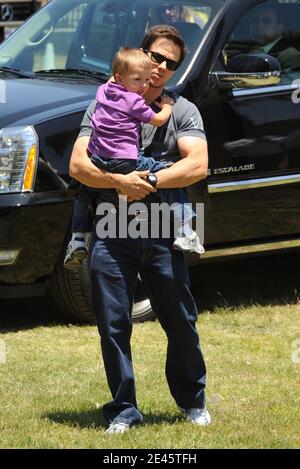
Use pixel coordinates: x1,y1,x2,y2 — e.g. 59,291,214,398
173,232,205,255
64,236,88,270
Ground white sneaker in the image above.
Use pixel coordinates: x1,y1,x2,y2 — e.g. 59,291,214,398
182,407,211,426
173,232,205,255
63,237,88,270
106,421,130,434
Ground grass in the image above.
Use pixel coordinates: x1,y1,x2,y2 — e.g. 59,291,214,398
1,253,300,448
0,305,299,449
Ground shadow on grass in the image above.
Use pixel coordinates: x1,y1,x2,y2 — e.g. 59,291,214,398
45,409,179,430
45,409,107,430
1,252,300,331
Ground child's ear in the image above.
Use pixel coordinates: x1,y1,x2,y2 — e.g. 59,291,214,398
115,73,122,83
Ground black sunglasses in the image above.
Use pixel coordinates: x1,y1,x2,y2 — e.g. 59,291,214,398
143,50,180,71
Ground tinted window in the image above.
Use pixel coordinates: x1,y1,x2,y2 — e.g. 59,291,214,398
222,0,300,84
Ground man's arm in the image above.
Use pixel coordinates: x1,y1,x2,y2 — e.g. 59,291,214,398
155,136,208,189
69,136,121,188
69,136,155,198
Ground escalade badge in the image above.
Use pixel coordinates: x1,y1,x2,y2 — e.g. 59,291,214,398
1,4,14,22
213,164,255,175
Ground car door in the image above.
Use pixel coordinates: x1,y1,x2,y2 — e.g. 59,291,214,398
199,0,300,251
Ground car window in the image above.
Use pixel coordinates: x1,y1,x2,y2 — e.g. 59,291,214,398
0,0,225,85
35,3,88,71
221,0,300,84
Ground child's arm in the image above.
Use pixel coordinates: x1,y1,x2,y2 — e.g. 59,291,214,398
149,95,174,127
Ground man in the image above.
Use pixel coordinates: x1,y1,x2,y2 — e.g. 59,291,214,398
157,4,206,29
69,25,210,434
250,6,283,49
250,6,300,76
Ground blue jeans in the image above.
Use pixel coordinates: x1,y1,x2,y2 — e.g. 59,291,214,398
90,203,207,425
72,186,98,233
72,155,195,233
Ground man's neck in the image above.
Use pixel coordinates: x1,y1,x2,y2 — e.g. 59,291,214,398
144,85,164,105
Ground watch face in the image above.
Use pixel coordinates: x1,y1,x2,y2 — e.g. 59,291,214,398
148,174,158,186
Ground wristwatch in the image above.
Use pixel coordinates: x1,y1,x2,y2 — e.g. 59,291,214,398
147,173,158,188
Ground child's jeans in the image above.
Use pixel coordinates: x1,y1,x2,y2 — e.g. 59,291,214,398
72,154,195,234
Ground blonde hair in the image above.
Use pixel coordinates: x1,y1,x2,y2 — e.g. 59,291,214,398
112,47,152,77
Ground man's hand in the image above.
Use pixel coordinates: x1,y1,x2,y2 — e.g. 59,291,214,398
116,170,156,202
69,137,156,199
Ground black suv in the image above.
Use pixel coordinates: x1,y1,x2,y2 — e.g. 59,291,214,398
1,0,300,322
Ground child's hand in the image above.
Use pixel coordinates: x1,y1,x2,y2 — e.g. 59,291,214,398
155,95,174,110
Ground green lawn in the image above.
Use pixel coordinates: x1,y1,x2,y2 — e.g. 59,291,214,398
1,301,299,449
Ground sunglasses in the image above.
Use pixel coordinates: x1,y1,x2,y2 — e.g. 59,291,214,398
143,49,180,71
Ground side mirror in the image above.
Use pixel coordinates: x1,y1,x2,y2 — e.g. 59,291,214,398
211,53,281,88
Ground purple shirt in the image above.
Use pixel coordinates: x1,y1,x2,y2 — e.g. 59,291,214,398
88,82,155,159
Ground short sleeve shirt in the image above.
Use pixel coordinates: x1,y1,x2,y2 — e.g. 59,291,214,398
88,82,155,159
80,90,206,166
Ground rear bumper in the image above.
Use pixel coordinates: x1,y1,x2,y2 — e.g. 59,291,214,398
0,191,73,285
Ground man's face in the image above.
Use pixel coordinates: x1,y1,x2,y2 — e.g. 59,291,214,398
251,8,282,41
146,38,182,89
159,5,181,23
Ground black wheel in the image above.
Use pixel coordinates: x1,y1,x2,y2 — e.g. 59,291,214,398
50,244,154,323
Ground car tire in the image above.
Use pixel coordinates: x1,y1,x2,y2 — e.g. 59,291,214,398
50,249,155,323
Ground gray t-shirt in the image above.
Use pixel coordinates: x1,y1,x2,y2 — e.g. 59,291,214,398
79,91,206,166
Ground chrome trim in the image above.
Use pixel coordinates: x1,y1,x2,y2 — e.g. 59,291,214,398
232,83,299,97
215,71,280,88
203,239,300,259
208,174,300,193
0,21,23,27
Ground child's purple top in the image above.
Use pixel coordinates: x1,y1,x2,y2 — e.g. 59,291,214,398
88,82,155,159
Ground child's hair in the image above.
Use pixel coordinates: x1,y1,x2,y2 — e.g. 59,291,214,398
112,47,152,77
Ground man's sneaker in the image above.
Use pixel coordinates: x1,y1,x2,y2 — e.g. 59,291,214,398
106,421,130,434
173,232,205,255
63,238,88,270
182,407,211,426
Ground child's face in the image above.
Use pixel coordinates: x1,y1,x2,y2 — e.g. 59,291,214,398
116,64,151,96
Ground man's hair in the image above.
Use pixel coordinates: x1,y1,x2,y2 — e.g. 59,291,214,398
112,47,152,77
140,25,187,65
